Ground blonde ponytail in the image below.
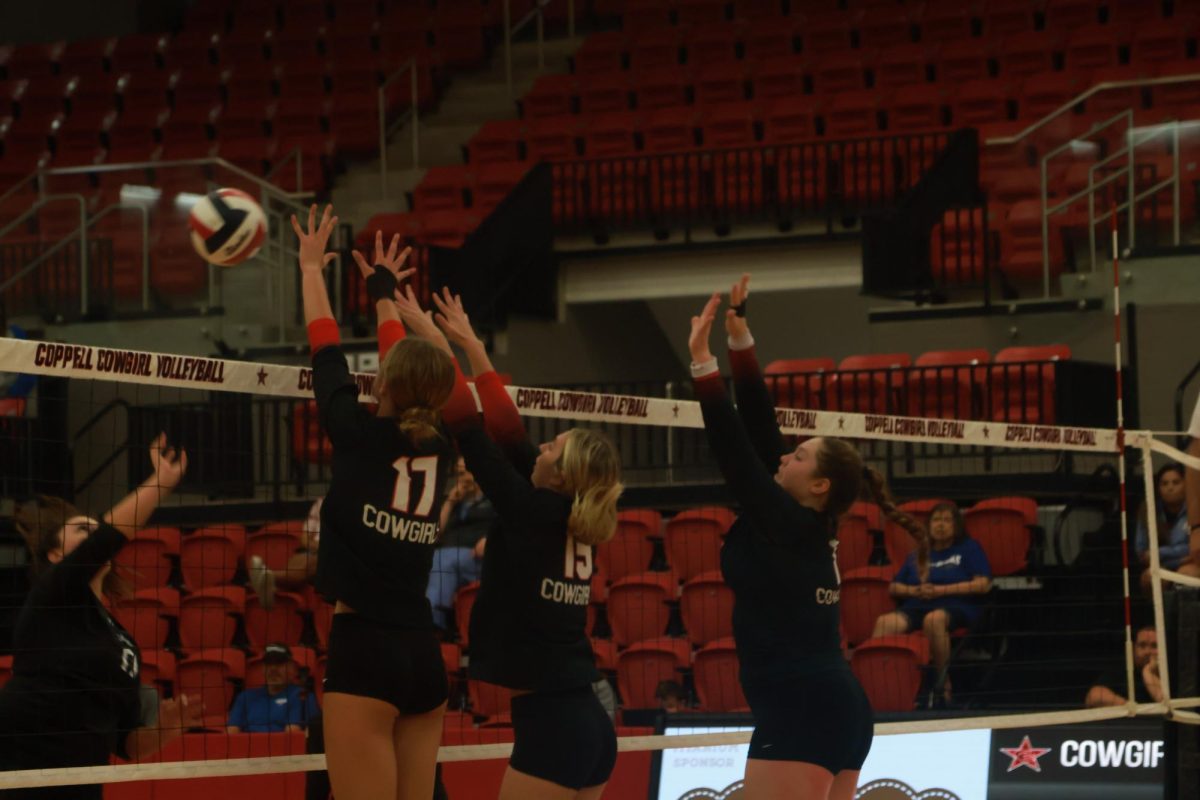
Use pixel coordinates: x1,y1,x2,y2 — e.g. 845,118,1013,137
397,406,443,446
557,428,624,547
379,338,454,447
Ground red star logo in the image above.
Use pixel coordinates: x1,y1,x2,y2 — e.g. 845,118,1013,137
1000,735,1052,772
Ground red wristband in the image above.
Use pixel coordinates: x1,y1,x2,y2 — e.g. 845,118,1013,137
307,318,340,352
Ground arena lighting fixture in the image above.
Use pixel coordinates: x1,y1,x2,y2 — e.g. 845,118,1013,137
174,191,204,210
118,184,161,204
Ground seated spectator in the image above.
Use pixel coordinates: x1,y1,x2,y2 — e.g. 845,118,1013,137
427,458,496,630
1136,463,1199,592
250,497,323,609
227,644,319,733
1086,625,1163,707
871,502,992,706
655,680,688,712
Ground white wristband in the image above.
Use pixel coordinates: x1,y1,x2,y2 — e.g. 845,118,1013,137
727,331,755,351
690,357,719,378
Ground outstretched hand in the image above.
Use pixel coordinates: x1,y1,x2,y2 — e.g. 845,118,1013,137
149,432,187,491
689,292,722,364
431,287,479,349
725,273,750,340
159,694,205,733
351,230,416,286
393,285,450,352
289,204,339,276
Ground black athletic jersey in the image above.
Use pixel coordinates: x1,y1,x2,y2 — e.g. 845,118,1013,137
695,348,844,686
451,424,599,692
311,344,455,628
0,523,141,771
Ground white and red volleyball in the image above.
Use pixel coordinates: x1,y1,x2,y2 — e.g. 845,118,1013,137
188,188,267,267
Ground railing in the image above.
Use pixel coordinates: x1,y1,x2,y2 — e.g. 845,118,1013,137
0,194,89,313
264,147,305,196
86,202,151,312
378,57,422,198
504,0,576,97
552,129,952,241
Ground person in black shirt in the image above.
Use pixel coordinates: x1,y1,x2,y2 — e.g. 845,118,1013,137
426,457,496,630
1085,625,1163,707
394,287,623,799
0,435,201,799
292,206,457,800
688,276,924,800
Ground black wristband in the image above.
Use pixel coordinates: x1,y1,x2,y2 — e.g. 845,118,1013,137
732,300,747,318
365,265,398,302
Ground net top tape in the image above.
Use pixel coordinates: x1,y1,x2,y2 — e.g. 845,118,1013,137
0,336,1135,453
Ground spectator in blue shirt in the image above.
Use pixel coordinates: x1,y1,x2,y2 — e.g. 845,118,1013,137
871,502,992,705
227,644,319,733
1136,463,1198,593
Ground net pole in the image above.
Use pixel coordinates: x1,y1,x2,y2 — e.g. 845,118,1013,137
1112,208,1137,709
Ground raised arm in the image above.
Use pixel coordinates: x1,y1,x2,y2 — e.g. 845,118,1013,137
724,274,787,467
104,433,188,537
351,231,417,363
690,293,820,549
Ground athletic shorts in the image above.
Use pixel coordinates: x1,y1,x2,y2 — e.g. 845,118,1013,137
899,601,978,630
509,685,617,790
743,667,874,773
323,613,447,715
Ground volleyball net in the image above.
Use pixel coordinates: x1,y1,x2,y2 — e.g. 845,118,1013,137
0,334,1197,796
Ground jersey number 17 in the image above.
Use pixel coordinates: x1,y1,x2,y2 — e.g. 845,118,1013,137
391,456,440,518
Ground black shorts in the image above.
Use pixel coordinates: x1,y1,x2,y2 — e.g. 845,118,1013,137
323,613,448,715
743,667,874,773
509,685,617,790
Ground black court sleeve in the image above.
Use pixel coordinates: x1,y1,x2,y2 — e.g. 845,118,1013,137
312,345,371,448
729,347,788,468
696,375,827,554
454,423,540,524
31,523,128,608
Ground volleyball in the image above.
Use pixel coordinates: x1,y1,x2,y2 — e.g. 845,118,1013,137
188,188,267,267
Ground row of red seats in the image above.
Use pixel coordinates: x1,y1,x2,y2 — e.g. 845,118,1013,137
563,19,1193,83
604,0,1167,38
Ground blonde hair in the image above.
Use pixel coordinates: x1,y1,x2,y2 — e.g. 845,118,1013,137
380,338,455,446
558,428,624,547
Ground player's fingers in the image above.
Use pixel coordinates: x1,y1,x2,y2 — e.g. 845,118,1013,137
307,204,316,233
352,250,371,277
374,230,384,262
289,214,303,238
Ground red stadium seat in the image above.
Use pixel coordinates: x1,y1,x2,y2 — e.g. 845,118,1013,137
179,586,246,651
313,601,335,650
441,642,462,679
596,509,661,583
245,646,317,688
936,39,992,84
113,527,181,590
692,637,748,711
467,119,524,164
113,588,181,651
840,566,895,645
851,636,923,712
908,348,990,419
761,96,816,143
139,650,177,695
989,344,1070,424
607,572,674,646
763,358,834,410
742,18,796,63
578,71,632,115
810,52,868,94
454,581,480,645
592,638,619,672
573,32,626,74
679,571,733,647
1131,18,1191,64
700,101,757,148
617,637,689,708
837,501,883,574
1064,26,1122,72
622,0,672,29
997,31,1061,79
973,496,1039,527
1043,0,1101,31
291,399,333,465
474,161,531,212
178,649,247,728
919,1,973,42
0,655,11,689
997,200,1068,283
246,525,304,572
930,207,992,285
826,353,912,415
981,0,1037,38
874,43,930,90
244,590,306,648
749,55,805,101
416,209,481,247
633,65,691,111
887,84,945,133
676,0,729,26
665,506,734,583
964,504,1029,577
683,22,743,68
629,28,682,73
951,79,1014,127
521,74,576,119
581,111,640,157
858,6,914,49
468,680,514,720
802,12,855,55
525,115,580,161
180,528,241,589
693,62,748,107
412,165,474,212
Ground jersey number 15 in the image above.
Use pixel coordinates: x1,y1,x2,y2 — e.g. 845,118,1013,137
391,456,439,518
563,538,593,581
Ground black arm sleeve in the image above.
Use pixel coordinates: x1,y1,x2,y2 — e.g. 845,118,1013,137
312,345,371,448
32,523,128,607
730,355,788,468
500,439,539,479
454,424,540,524
698,382,827,554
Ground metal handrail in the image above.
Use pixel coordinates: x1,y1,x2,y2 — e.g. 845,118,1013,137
378,57,420,198
86,202,151,311
0,193,88,313
39,156,309,202
0,171,40,210
264,147,306,195
985,73,1200,148
504,0,576,97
